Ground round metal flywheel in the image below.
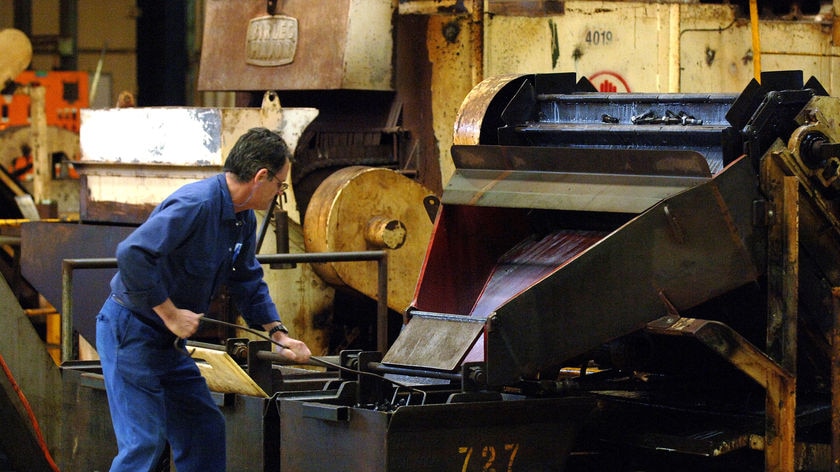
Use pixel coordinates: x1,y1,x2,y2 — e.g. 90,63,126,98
303,166,438,314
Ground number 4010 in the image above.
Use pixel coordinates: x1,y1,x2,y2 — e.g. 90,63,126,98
585,30,613,45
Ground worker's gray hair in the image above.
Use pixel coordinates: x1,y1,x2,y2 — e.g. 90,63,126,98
223,127,291,182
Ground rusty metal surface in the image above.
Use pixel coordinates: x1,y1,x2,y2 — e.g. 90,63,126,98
57,369,116,471
762,155,800,374
646,315,797,471
453,74,526,146
754,96,840,472
199,0,394,91
761,98,840,288
833,288,840,472
77,94,317,224
482,156,761,385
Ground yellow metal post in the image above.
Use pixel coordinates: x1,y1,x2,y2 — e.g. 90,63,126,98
749,0,762,82
762,151,800,471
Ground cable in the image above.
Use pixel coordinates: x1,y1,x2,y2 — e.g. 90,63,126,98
196,317,430,401
198,316,289,349
679,18,737,40
0,353,61,472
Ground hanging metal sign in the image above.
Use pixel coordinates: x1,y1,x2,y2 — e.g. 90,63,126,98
245,15,298,67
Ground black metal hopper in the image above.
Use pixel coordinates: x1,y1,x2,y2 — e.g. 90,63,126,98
383,75,766,386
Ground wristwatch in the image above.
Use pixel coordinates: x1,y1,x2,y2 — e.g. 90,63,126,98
268,323,289,336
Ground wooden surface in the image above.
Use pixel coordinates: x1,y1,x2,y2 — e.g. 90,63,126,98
191,347,268,398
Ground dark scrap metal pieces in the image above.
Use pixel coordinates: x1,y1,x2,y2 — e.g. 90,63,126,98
629,108,704,125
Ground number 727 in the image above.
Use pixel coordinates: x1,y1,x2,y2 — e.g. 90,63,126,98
458,443,520,472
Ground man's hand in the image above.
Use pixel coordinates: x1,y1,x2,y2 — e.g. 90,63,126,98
271,331,312,363
154,299,203,339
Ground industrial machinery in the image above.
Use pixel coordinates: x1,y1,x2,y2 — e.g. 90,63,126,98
262,69,840,471
4,0,840,469
30,68,838,471
6,65,840,470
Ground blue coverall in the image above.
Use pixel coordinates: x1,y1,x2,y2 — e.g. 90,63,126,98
97,173,283,471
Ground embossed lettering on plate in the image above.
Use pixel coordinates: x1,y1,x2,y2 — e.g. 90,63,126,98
245,15,298,67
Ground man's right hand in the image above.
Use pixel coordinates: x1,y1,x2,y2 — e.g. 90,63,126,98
153,299,204,339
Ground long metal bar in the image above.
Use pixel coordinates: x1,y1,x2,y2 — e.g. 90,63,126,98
61,251,388,363
365,361,462,382
255,197,278,252
254,350,341,368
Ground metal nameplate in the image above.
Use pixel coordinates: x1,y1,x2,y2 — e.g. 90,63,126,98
245,15,298,67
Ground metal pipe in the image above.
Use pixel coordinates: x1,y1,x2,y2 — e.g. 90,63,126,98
0,219,65,226
255,197,278,252
30,85,47,206
469,0,483,87
749,0,762,82
61,251,389,362
255,251,387,264
366,361,462,382
257,251,389,352
271,206,294,269
668,3,680,92
254,349,341,368
184,339,342,368
376,251,388,353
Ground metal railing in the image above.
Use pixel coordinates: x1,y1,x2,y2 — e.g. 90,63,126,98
61,251,388,362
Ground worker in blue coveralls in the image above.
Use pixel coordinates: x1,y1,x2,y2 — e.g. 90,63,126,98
96,127,312,471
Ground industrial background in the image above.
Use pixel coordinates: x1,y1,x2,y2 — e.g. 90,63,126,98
1,0,840,470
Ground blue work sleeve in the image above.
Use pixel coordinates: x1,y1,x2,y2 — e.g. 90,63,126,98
115,196,205,311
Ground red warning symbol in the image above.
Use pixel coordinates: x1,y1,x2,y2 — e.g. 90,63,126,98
588,71,631,93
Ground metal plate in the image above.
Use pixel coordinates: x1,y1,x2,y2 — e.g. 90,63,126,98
199,0,394,91
484,156,762,385
245,15,298,66
382,312,485,371
447,145,712,213
80,107,223,164
20,222,135,344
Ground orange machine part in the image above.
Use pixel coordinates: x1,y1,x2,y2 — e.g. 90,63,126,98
0,70,89,133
